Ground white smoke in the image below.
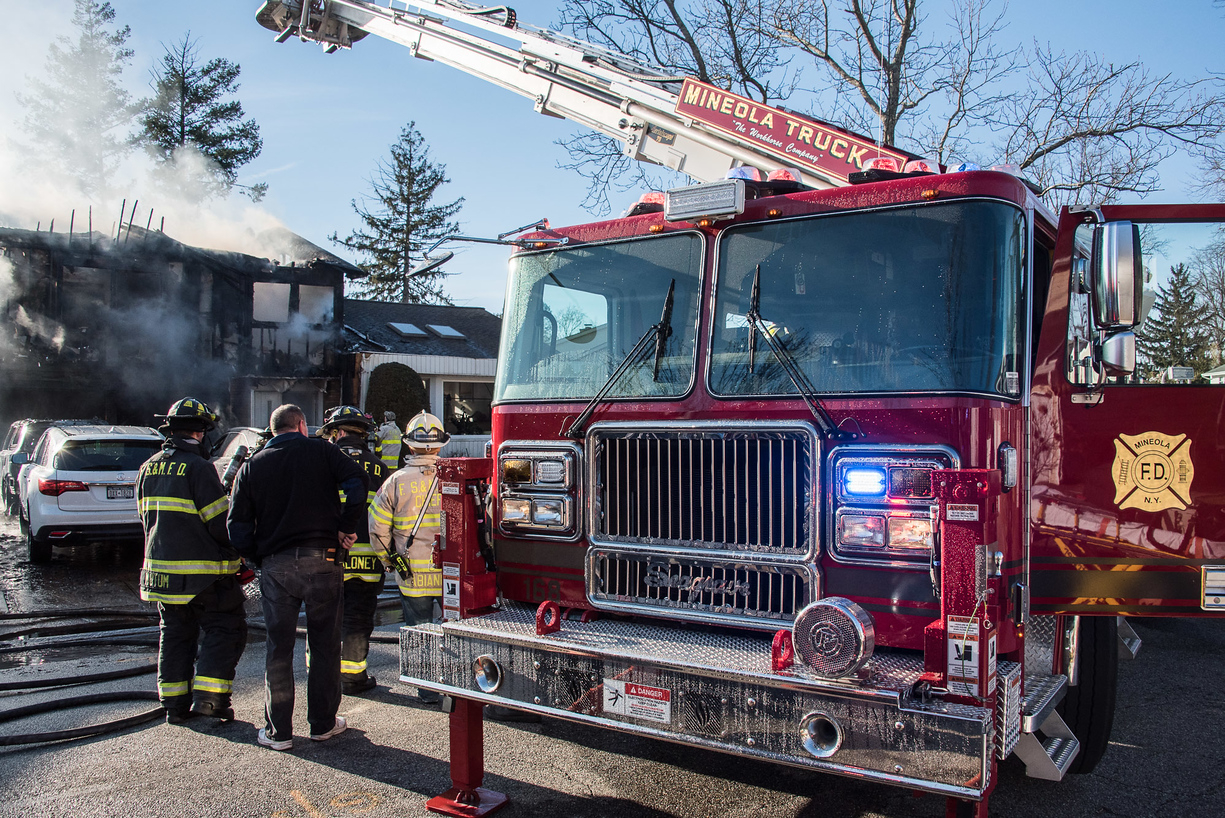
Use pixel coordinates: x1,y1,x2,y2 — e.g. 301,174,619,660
0,4,286,259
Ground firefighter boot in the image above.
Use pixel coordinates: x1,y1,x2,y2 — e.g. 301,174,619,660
190,696,235,722
343,673,378,696
164,694,195,724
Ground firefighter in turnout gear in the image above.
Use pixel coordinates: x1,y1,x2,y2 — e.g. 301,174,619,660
375,411,401,470
319,406,388,695
138,398,247,723
369,410,448,702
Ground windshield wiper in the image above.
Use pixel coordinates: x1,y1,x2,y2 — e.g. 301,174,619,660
744,265,857,441
565,279,675,440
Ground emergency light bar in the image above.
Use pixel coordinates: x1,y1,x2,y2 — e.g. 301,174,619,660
664,179,746,223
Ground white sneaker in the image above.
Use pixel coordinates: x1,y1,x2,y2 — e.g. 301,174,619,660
257,728,293,751
310,715,347,741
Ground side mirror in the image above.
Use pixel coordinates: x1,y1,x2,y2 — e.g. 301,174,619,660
1091,221,1144,328
10,452,28,465
1100,331,1136,377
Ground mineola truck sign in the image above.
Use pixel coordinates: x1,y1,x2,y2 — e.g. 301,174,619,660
674,78,909,183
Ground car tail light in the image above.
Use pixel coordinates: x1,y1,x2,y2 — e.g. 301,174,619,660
38,478,89,496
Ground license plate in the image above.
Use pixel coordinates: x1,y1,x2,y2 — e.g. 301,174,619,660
106,485,134,500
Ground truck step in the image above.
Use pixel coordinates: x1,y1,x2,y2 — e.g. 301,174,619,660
1013,709,1081,780
1117,616,1142,660
1020,673,1067,733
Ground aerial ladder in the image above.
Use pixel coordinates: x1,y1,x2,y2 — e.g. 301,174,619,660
255,0,912,191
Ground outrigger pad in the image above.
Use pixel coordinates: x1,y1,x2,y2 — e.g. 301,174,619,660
426,787,508,817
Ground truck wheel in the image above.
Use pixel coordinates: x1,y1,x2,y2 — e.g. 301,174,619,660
1057,615,1118,774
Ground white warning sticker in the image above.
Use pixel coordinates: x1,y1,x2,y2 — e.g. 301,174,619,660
603,679,672,724
946,503,980,521
443,563,461,577
441,482,462,495
946,615,981,697
442,576,460,608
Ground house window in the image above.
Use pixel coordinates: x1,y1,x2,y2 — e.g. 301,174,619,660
298,285,335,325
253,282,291,323
442,381,493,434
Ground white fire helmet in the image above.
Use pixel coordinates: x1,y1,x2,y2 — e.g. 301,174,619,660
404,410,450,453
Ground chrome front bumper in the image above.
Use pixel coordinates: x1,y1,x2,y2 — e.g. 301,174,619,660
400,603,993,798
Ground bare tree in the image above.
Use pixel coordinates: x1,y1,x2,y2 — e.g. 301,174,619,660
997,48,1225,208
555,0,793,214
770,0,1015,161
559,0,1225,211
1189,236,1225,366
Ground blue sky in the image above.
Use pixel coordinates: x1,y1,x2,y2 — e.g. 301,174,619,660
2,1,1223,312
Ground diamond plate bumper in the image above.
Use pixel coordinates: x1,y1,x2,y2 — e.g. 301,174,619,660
401,604,993,798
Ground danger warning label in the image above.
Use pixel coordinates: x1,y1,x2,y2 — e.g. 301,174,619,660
603,679,672,724
946,503,980,522
946,616,996,697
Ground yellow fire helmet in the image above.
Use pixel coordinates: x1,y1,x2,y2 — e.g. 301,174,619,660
154,397,218,433
404,410,450,453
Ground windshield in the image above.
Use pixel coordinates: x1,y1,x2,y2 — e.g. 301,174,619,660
496,233,704,402
710,200,1024,397
55,440,161,471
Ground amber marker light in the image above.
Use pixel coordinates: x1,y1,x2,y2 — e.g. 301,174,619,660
649,224,665,233
921,189,940,200
696,218,714,227
767,208,783,218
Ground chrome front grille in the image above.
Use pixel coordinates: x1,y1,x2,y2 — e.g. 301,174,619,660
588,422,818,556
589,549,817,629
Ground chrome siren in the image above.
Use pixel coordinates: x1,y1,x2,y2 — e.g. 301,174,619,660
792,597,875,678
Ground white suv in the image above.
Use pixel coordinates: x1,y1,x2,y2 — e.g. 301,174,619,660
15,425,163,563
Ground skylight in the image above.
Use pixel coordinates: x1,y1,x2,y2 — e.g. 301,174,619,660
388,322,427,338
428,324,465,339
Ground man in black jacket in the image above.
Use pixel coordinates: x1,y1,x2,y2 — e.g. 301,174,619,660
138,398,246,724
228,404,366,751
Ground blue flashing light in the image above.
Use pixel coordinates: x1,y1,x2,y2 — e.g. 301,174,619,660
844,467,887,497
726,166,765,182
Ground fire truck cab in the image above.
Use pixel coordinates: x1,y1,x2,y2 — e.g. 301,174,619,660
253,3,1225,814
402,169,1225,816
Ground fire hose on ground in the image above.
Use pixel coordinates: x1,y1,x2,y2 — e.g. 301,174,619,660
0,609,163,745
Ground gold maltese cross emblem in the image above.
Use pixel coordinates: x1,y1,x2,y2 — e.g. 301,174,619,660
1111,432,1194,511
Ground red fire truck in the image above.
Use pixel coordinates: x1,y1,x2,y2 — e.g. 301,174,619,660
259,2,1225,815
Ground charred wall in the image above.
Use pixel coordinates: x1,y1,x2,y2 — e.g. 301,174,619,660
0,226,354,430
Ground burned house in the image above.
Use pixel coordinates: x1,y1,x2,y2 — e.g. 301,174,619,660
0,224,364,430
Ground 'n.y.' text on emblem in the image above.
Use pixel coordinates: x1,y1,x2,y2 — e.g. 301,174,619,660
1111,431,1194,511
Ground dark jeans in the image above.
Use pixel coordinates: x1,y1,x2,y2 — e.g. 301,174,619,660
157,576,248,711
342,576,383,681
400,594,438,627
260,546,344,739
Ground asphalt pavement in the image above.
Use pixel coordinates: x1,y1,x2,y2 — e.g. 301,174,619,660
0,518,1221,818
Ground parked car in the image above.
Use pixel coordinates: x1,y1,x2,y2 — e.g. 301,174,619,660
2,418,101,516
15,424,163,562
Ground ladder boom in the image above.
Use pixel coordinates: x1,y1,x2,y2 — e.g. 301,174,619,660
256,0,910,188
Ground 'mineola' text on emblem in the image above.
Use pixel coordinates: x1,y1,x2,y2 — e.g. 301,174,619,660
1111,431,1194,511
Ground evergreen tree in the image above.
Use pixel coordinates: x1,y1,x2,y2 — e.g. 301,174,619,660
331,123,463,303
139,34,264,200
17,0,134,195
1135,263,1212,381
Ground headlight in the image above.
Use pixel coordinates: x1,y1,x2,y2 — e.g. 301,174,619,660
830,447,955,564
498,442,582,539
838,514,886,547
502,497,531,523
887,515,933,549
